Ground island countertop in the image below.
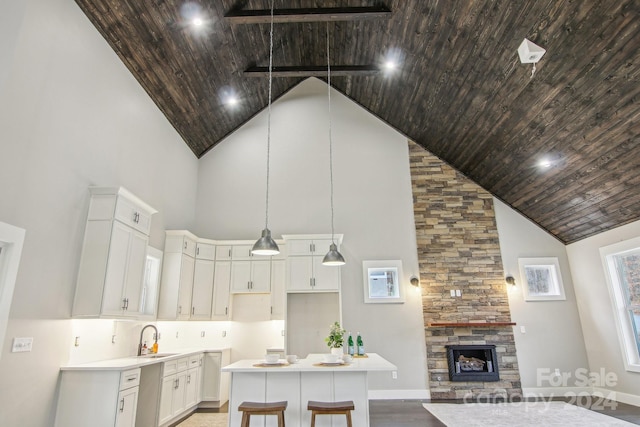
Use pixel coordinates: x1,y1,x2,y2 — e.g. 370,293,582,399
222,352,396,372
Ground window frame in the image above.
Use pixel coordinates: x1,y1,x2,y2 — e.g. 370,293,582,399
600,236,640,373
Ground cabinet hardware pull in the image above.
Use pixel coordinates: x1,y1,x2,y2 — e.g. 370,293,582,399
119,398,125,412
122,298,127,310
178,305,182,314
309,278,312,287
228,248,231,257
225,307,228,315
192,307,195,315
187,374,191,384
127,376,136,381
175,378,179,389
184,241,187,250
125,298,129,310
197,247,199,255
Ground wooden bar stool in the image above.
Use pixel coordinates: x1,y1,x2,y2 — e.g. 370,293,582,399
307,400,355,427
238,401,287,427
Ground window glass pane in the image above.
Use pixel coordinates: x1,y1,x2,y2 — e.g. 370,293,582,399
630,308,640,355
614,250,640,307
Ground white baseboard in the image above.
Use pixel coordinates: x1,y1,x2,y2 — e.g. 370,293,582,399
368,389,430,400
592,387,640,407
522,387,592,397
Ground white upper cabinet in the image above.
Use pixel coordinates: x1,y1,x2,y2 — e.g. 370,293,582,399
195,241,216,260
230,259,271,293
73,187,157,318
157,231,198,320
212,261,231,320
283,234,343,292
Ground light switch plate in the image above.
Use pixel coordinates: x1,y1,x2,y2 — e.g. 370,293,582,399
450,289,456,297
455,289,462,297
12,337,33,352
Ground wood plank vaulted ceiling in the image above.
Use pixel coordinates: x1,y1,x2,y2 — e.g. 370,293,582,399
75,0,640,244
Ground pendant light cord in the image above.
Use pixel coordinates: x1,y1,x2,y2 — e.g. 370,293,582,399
326,22,336,244
264,0,275,229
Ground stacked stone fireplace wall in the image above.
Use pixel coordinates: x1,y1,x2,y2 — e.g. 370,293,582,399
409,141,521,399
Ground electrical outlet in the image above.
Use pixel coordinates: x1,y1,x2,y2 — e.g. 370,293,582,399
455,289,461,297
392,371,397,379
520,326,526,334
111,335,116,344
74,336,80,347
12,337,33,352
222,330,227,337
450,289,455,297
201,331,205,338
176,332,179,339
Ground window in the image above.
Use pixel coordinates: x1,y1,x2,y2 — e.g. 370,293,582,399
601,237,640,372
0,221,26,358
518,257,566,301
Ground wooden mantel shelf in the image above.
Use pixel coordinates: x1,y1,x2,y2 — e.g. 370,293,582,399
428,322,516,328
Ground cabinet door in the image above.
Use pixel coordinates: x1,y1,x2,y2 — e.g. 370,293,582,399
172,371,188,417
215,245,232,260
288,257,313,291
212,261,231,319
158,375,175,425
102,221,132,315
250,260,271,293
121,229,148,316
195,242,216,260
184,367,199,409
191,259,214,319
271,260,286,319
231,245,254,260
312,256,341,291
230,261,252,293
202,352,222,401
115,387,138,427
287,239,315,256
177,255,195,319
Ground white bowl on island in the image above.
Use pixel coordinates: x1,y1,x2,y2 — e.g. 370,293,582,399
322,353,342,364
264,354,280,364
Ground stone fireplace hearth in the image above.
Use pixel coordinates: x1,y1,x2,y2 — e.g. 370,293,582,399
409,141,522,400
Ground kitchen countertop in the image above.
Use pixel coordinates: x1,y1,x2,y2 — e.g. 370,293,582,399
60,348,230,371
222,352,396,373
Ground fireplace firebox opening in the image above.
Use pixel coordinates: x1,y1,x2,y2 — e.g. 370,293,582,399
445,344,499,382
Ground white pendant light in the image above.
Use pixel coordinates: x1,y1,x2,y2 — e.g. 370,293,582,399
252,0,280,256
322,22,345,267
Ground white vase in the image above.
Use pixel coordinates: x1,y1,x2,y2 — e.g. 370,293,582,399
331,347,343,357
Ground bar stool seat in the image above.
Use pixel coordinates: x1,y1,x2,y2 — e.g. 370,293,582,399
308,400,355,427
238,401,287,427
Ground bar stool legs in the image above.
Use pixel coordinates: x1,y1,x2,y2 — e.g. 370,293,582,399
238,401,287,427
307,400,355,427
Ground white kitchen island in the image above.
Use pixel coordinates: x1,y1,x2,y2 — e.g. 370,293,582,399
222,353,396,426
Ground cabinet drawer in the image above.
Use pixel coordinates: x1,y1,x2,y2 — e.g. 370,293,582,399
119,368,141,390
188,354,203,369
115,196,152,235
177,356,190,372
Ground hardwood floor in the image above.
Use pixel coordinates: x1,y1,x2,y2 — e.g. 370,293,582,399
186,398,640,426
369,399,640,426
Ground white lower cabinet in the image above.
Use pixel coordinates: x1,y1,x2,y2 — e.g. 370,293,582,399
158,354,203,426
201,350,231,407
54,368,141,427
116,386,139,427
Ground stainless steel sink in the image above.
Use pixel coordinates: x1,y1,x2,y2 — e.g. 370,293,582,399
138,353,177,359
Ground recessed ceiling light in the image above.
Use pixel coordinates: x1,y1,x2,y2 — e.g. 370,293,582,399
538,159,552,169
227,96,238,106
192,17,204,27
384,60,397,70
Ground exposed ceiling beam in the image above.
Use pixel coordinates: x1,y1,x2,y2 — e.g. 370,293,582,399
225,6,392,24
244,65,380,77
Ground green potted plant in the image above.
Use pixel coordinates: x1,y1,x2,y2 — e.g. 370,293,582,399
325,321,346,356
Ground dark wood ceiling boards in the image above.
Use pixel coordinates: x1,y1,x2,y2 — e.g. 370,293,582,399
74,0,640,244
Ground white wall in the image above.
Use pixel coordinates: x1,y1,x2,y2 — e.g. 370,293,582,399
567,219,640,403
195,78,427,396
494,199,589,394
0,0,198,425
